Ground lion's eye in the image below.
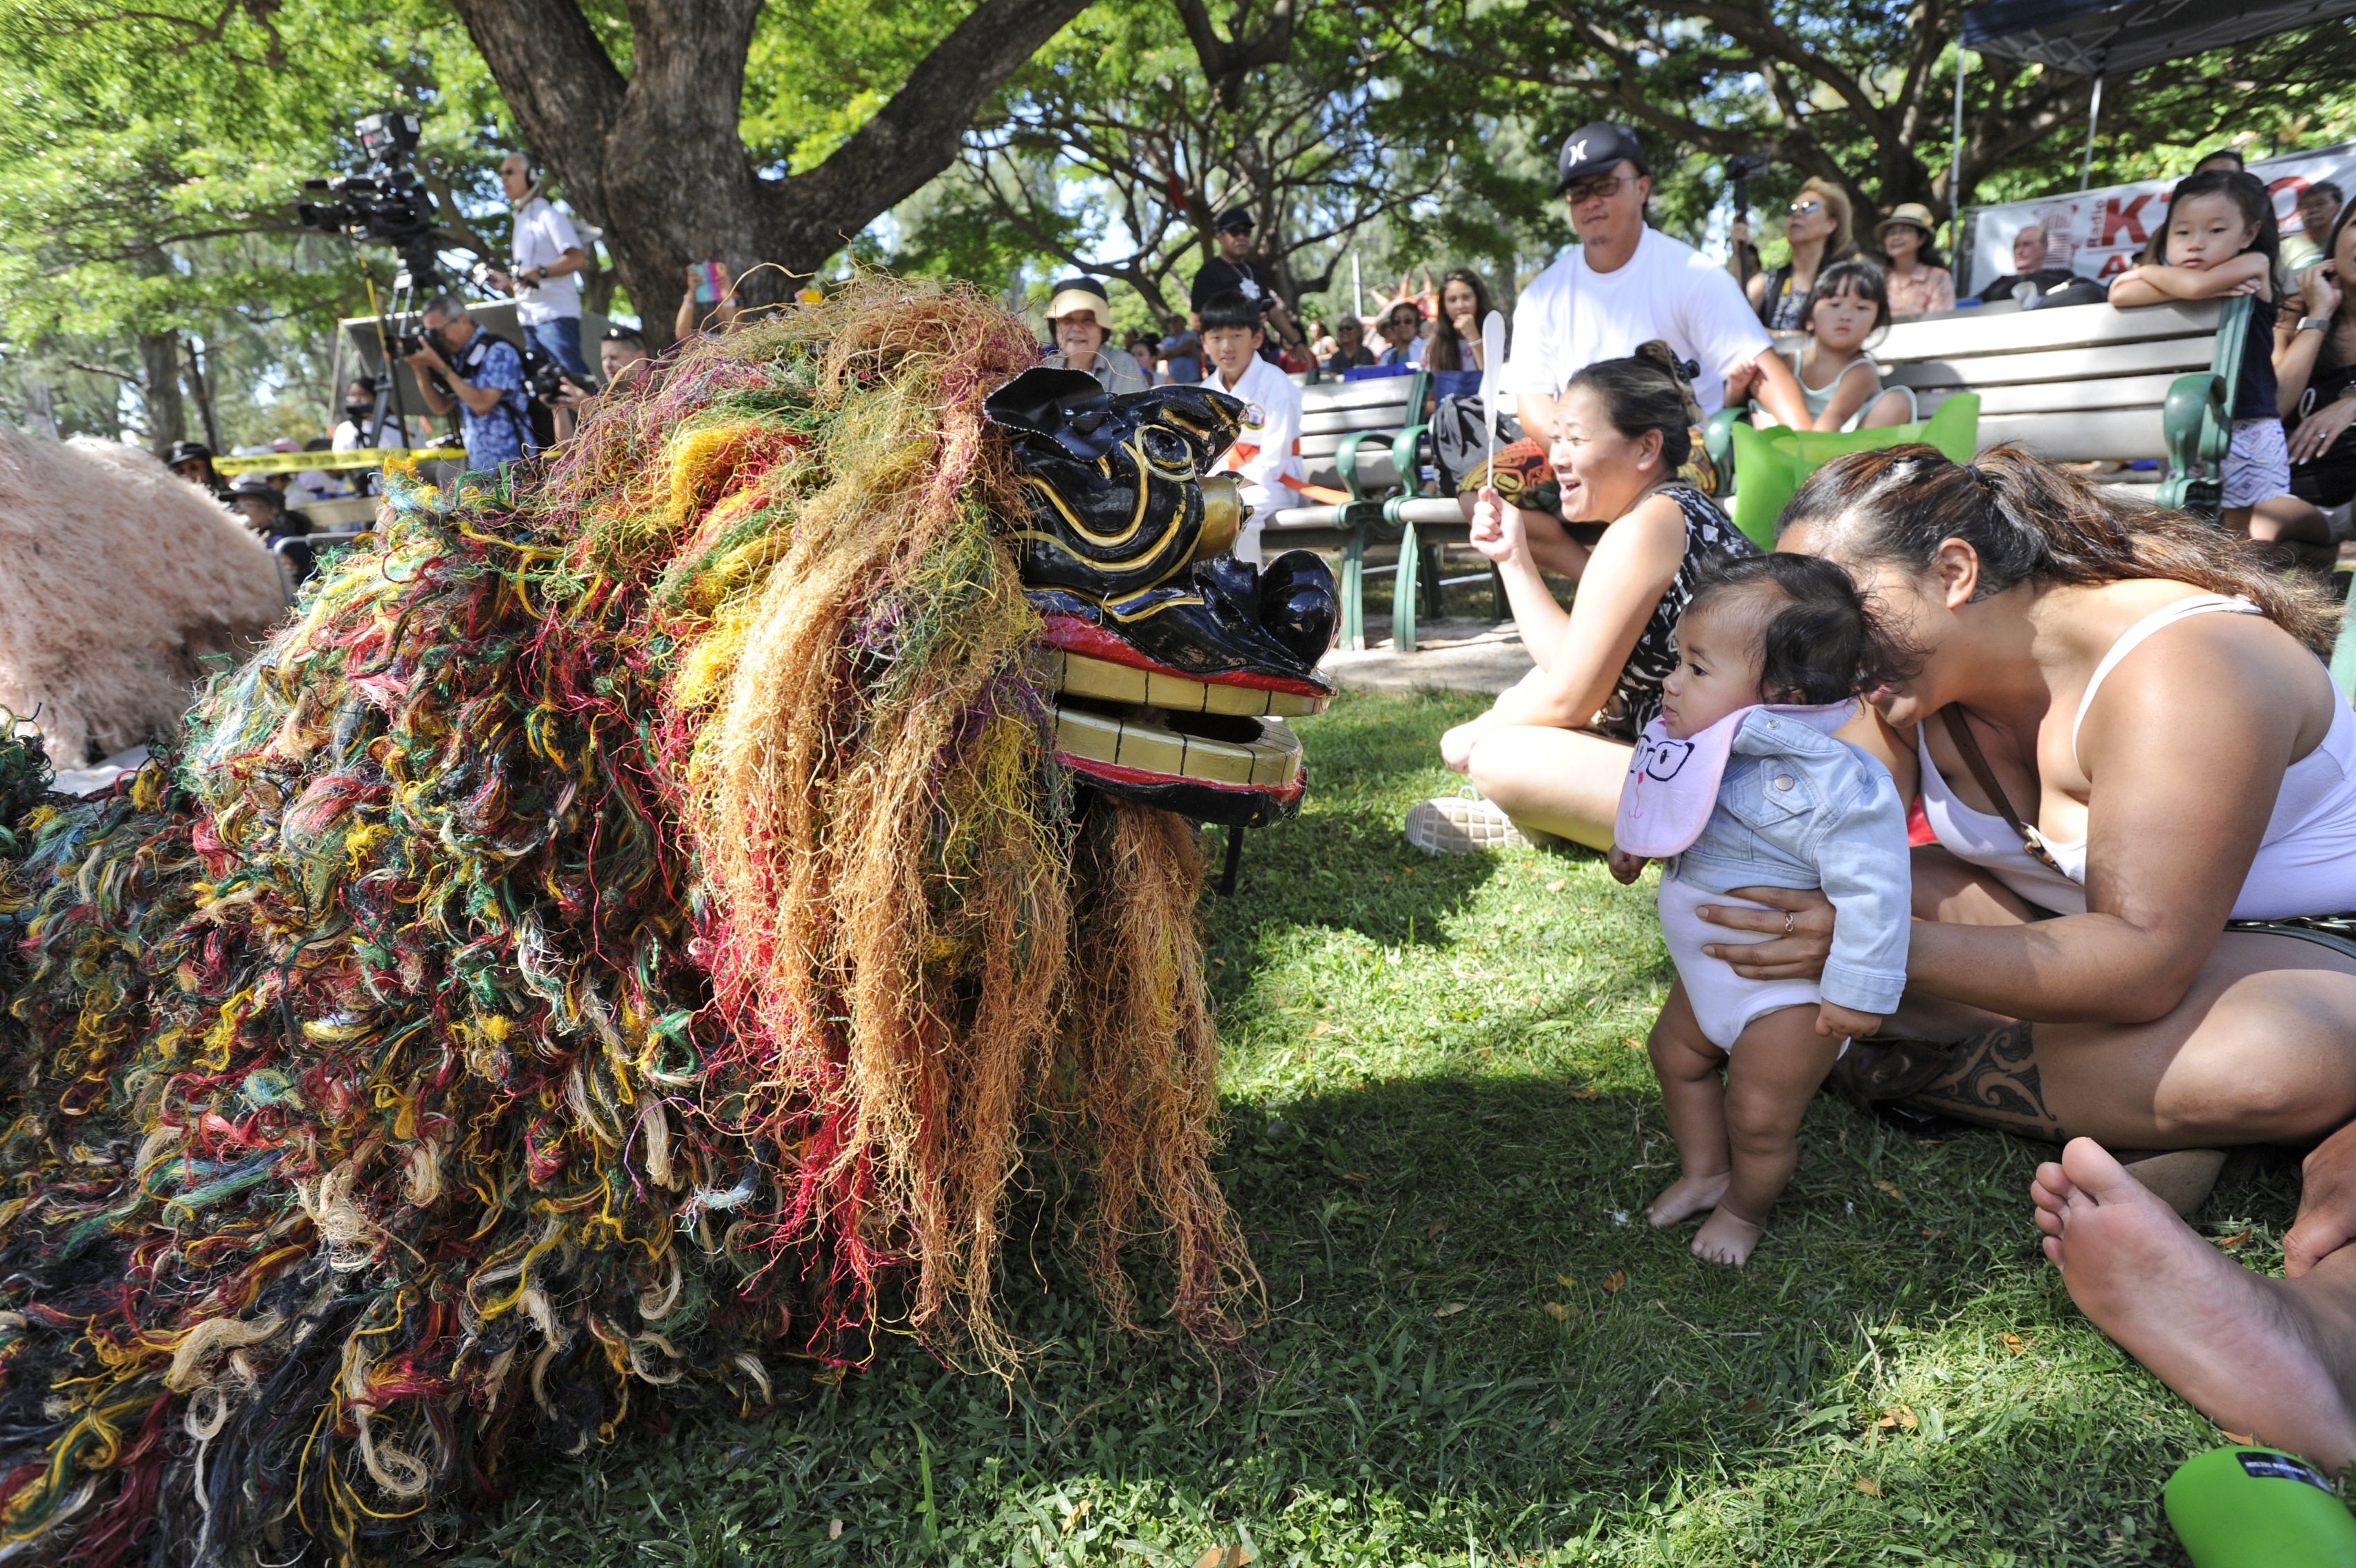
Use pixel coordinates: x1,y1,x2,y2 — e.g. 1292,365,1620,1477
1138,425,1194,477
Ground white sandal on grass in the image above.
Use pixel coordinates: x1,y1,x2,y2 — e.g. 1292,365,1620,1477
1404,787,1529,855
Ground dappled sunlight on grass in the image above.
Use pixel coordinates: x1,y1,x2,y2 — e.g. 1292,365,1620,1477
459,691,2308,1567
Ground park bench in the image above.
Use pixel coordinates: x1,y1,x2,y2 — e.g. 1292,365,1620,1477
1263,367,1490,653
1841,294,2256,516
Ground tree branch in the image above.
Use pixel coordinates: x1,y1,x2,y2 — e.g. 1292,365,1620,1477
1172,0,1296,110
765,0,1095,268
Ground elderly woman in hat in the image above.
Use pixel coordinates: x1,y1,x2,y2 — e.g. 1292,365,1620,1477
1041,277,1150,396
1874,201,1956,318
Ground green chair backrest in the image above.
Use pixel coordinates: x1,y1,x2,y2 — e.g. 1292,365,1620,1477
1728,394,1981,549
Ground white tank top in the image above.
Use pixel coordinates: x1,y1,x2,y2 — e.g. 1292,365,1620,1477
1917,594,2356,920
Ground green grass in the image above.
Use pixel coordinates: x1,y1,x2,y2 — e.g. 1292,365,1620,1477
457,691,2310,1567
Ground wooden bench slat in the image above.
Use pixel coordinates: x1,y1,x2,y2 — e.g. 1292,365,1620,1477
1870,300,2220,363
1301,403,1419,436
1299,451,1403,491
1299,379,1420,414
1973,407,2169,462
1944,372,2193,417
1880,336,2214,391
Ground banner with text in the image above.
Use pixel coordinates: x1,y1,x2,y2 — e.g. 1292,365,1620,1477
1966,142,2356,293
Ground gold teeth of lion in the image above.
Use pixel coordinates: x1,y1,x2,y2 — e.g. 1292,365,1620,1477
1052,708,1304,790
1045,649,1330,718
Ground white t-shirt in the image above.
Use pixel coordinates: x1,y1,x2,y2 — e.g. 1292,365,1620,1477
1504,226,1771,416
511,196,584,325
1200,354,1305,563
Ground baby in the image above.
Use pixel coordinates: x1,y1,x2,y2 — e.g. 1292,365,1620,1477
1608,554,1911,1266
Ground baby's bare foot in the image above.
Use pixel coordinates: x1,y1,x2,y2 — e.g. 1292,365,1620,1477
1692,1207,1764,1266
1649,1172,1730,1228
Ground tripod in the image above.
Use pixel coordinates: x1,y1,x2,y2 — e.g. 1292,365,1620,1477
356,240,453,478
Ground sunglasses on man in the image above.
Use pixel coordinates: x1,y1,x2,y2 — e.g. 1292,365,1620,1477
1562,172,1636,206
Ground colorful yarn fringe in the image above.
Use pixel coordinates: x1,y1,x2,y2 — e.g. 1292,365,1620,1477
0,280,1252,1565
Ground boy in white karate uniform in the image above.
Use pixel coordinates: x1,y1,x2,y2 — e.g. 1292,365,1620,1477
1198,287,1304,564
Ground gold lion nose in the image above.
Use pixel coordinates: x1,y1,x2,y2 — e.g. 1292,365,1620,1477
1193,473,1245,563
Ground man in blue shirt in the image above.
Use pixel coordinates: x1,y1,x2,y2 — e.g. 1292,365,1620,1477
401,293,533,469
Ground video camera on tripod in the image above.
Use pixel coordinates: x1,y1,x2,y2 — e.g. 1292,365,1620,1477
295,111,464,475
298,112,444,300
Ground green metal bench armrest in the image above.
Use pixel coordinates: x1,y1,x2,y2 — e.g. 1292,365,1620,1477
2158,295,2254,522
1335,429,1389,503
2157,371,2226,516
2209,293,2253,446
1704,405,1746,471
1393,421,1431,488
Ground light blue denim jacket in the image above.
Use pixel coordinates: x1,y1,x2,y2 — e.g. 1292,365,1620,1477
1665,711,1911,1017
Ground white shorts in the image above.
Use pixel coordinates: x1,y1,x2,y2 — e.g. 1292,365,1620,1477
2223,417,2294,509
1658,875,1825,1052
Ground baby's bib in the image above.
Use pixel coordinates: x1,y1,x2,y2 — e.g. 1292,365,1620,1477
1614,701,1855,859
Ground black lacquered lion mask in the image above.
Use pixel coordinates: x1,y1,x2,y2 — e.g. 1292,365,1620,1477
985,367,1340,827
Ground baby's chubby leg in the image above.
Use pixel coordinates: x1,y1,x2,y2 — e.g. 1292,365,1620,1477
1692,1005,1847,1266
1645,983,1734,1227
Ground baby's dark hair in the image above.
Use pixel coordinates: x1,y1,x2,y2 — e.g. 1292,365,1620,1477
1683,554,1912,704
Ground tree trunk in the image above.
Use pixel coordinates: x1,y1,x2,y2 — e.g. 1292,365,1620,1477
184,338,223,453
139,330,185,455
448,0,1093,347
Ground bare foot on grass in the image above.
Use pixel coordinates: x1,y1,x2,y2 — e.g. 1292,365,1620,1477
2035,1137,2356,1469
1648,1171,1729,1228
1692,1207,1763,1266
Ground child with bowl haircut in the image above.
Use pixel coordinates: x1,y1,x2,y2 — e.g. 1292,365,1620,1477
1197,287,1304,564
1609,554,1912,1266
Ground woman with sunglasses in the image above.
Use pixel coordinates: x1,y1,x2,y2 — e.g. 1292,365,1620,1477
1747,177,1858,331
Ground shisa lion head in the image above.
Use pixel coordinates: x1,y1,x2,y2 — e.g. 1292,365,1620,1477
984,367,1339,827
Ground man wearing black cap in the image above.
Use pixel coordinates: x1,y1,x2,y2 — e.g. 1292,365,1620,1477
165,440,232,500
1506,121,1809,450
1189,207,1304,361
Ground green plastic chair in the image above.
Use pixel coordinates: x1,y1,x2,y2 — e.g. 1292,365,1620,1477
1719,394,1982,549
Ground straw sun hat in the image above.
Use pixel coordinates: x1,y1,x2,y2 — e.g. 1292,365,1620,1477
1873,202,1939,244
1045,277,1114,330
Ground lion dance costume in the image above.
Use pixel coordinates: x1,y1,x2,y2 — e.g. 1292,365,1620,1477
0,280,1337,1563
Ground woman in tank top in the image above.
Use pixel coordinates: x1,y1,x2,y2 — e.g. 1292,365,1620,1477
1405,345,1773,855
1676,444,2356,1466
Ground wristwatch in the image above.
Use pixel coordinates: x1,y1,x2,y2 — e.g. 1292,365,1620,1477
2299,316,2334,334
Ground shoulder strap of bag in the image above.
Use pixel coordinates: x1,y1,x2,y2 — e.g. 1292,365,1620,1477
1940,707,2064,872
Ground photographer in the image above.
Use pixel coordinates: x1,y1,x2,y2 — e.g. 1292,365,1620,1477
401,294,533,469
483,153,594,385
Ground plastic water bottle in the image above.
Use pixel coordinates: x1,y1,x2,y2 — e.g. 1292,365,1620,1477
2164,1446,2356,1565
